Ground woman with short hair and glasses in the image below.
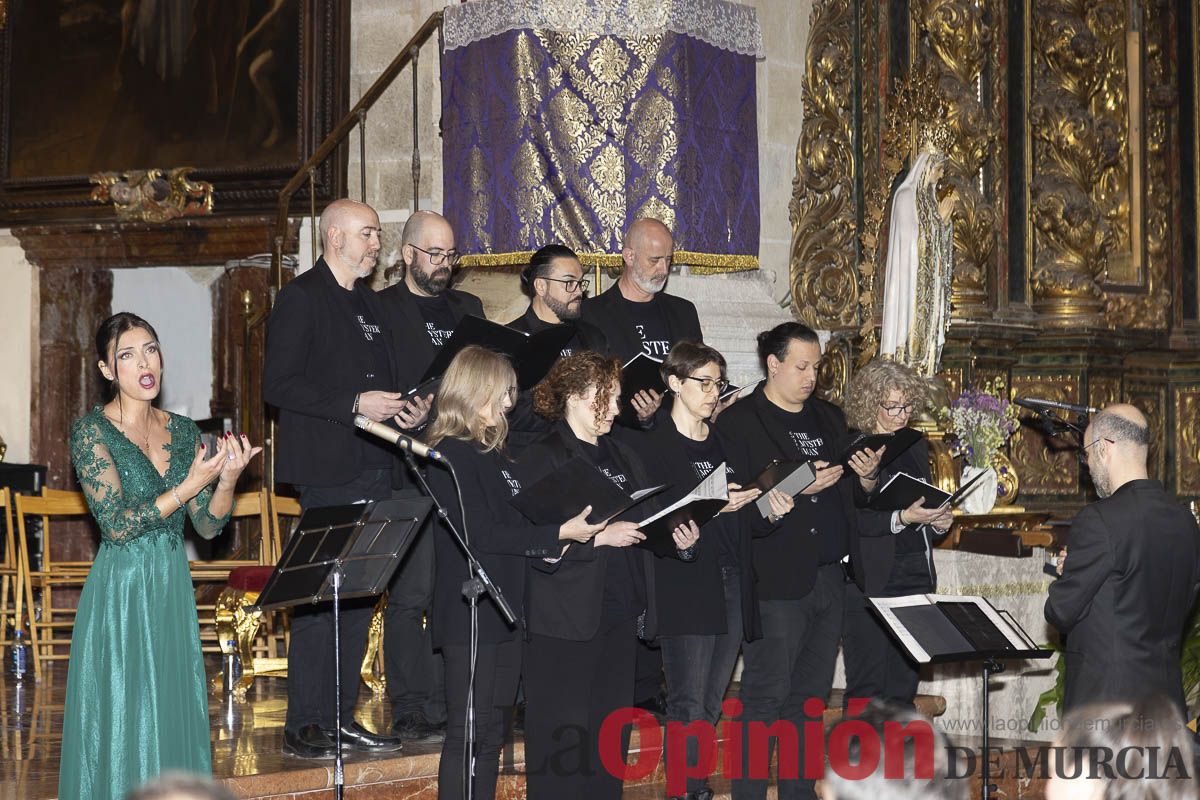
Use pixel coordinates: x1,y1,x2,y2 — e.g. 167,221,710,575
424,345,616,800
625,341,789,800
841,359,951,708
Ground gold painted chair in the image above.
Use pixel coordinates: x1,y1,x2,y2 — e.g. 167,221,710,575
15,492,94,680
192,489,272,656
211,492,298,696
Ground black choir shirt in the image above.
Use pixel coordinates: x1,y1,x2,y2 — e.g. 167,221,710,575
412,292,459,348
343,287,394,468
522,310,582,359
761,400,849,565
683,434,740,568
614,294,673,358
581,436,647,624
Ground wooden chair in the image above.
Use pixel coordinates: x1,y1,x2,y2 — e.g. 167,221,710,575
0,488,26,648
14,492,94,680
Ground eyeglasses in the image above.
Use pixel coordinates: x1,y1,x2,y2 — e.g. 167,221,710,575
409,244,462,267
540,276,590,293
682,376,730,394
1078,436,1114,465
879,403,915,417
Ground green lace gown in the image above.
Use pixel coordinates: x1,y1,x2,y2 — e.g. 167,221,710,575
59,408,230,800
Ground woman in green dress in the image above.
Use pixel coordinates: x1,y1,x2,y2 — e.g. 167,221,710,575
59,312,261,800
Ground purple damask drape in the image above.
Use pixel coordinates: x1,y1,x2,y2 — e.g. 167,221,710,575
441,0,762,272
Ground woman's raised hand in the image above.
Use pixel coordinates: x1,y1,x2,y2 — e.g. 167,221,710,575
217,432,264,489
179,436,230,500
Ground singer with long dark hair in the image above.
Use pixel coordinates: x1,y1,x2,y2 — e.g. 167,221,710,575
423,345,617,800
60,312,261,800
520,352,698,800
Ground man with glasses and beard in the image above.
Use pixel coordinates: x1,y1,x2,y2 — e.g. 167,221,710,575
1046,404,1200,716
506,245,612,452
376,210,484,743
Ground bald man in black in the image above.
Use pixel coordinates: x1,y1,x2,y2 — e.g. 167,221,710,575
1046,404,1200,714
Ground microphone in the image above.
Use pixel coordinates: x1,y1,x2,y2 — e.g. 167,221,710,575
353,415,443,461
1014,397,1099,416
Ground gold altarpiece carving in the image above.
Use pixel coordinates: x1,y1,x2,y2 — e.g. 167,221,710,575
792,0,1200,509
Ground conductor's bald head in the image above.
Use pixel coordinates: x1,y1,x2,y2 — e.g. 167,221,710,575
1084,404,1151,498
319,199,381,284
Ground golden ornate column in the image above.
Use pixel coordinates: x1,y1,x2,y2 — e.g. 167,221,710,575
788,0,858,330
1027,0,1128,326
915,0,999,319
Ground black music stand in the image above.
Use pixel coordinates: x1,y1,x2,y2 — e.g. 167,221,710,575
868,595,1051,800
254,498,433,800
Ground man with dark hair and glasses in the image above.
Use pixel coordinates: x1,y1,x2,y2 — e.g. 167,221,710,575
505,245,612,453
1046,404,1200,716
376,210,485,744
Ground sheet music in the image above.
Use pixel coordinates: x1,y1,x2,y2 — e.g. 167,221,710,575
868,595,943,663
925,594,1031,650
637,462,729,527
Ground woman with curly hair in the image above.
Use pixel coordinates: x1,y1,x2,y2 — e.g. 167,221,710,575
519,351,698,800
842,359,951,708
423,346,610,800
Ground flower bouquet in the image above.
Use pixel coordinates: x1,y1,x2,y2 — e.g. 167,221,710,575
938,381,1019,513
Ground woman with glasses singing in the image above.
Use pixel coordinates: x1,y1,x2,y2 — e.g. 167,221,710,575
625,341,789,800
423,346,615,800
841,359,952,707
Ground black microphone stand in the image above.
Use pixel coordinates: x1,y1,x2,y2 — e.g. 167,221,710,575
402,450,517,800
1020,406,1087,446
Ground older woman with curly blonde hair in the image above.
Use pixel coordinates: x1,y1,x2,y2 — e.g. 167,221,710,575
843,359,951,709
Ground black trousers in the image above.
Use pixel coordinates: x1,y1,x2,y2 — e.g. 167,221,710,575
439,639,521,800
732,565,846,800
384,493,445,724
285,468,391,733
842,554,931,709
634,638,663,702
524,618,638,800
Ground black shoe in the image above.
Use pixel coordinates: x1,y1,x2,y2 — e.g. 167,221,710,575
322,721,404,753
282,724,337,759
633,690,668,721
392,711,446,743
512,702,526,734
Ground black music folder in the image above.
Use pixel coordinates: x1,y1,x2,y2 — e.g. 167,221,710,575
750,459,817,517
719,379,762,402
868,467,990,512
510,456,667,526
868,594,1049,664
635,463,729,557
618,353,667,425
416,315,578,391
838,427,923,468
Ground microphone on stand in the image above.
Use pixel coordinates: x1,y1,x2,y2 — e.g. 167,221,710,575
353,415,443,461
1014,397,1099,416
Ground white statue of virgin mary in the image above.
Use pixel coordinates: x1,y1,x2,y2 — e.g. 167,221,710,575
879,150,955,377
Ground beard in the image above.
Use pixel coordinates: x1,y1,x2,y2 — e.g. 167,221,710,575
1089,463,1112,498
412,265,451,295
632,271,668,295
544,293,581,321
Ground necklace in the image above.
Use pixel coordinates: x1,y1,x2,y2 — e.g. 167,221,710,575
108,408,156,458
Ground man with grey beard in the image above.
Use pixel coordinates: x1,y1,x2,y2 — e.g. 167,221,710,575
1046,404,1200,715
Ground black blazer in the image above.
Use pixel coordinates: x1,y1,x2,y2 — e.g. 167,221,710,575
853,436,940,595
580,285,703,361
1045,479,1200,713
507,305,611,354
426,437,561,648
622,416,761,641
714,384,860,601
504,306,611,453
263,258,400,487
517,422,661,641
375,278,485,390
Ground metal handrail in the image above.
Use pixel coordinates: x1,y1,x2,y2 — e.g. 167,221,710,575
268,10,444,294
